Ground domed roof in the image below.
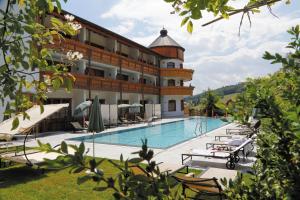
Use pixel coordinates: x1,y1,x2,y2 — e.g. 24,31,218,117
149,28,184,50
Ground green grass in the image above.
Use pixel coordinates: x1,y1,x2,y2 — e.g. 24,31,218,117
1,153,253,200
0,157,204,200
0,160,118,200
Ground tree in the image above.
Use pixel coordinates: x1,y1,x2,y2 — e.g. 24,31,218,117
164,0,291,33
223,25,300,199
199,89,221,117
0,0,81,129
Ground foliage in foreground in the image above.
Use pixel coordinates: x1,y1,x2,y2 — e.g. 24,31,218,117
1,0,80,130
224,25,300,199
37,25,300,200
38,140,184,199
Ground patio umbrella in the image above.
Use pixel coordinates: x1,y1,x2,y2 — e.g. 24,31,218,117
88,96,104,158
117,104,131,108
73,100,92,117
130,103,143,107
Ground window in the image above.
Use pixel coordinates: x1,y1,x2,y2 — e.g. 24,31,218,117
86,68,104,77
167,62,175,68
117,73,129,81
118,100,129,104
168,79,176,86
99,99,105,104
181,100,184,111
168,100,176,112
180,80,184,86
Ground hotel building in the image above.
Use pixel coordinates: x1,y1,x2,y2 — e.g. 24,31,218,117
44,11,194,119
0,8,194,128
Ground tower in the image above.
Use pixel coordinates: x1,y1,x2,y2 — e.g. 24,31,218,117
149,28,194,117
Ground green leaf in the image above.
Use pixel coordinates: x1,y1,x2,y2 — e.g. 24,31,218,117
128,158,143,164
179,10,189,16
51,17,63,28
61,141,68,154
191,9,202,20
187,20,193,34
11,117,19,130
47,0,54,12
52,78,62,90
79,142,85,155
55,0,62,13
181,17,189,27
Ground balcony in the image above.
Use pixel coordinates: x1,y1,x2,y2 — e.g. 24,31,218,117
160,86,194,96
73,73,159,95
160,68,194,81
49,38,159,76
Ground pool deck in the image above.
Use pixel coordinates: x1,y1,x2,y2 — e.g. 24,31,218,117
25,118,255,172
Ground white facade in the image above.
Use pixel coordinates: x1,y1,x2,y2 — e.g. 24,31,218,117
160,57,187,118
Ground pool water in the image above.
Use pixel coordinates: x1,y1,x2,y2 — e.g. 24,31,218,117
69,117,228,149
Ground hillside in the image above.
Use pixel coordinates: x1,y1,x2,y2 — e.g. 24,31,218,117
186,83,245,104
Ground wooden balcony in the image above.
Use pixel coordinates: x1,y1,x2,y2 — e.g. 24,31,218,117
73,73,159,95
49,38,159,76
160,86,194,96
160,68,194,81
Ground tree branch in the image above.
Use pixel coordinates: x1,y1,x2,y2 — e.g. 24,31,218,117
202,0,282,27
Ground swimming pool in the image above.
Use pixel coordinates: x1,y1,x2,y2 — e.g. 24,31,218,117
69,117,228,149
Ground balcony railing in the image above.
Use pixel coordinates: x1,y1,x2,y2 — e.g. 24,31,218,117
160,68,194,81
73,73,159,95
49,38,159,76
160,86,194,96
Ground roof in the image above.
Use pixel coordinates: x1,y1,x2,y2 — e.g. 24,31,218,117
56,10,163,57
149,28,184,50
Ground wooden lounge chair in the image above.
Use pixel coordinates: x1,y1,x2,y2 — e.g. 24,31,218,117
173,167,237,200
130,165,151,177
182,138,253,169
70,122,87,132
173,175,223,199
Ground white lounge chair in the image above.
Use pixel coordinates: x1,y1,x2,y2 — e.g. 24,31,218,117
182,138,253,169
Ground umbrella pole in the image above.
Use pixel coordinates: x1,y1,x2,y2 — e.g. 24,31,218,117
93,132,95,158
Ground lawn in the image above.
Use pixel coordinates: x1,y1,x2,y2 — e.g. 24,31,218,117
0,158,203,200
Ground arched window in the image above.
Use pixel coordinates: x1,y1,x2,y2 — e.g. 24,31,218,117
167,62,175,68
168,79,176,86
168,100,176,112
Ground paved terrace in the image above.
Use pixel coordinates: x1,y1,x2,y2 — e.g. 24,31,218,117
25,118,256,172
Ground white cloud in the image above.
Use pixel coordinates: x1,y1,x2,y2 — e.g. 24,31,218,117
114,20,135,35
101,0,300,94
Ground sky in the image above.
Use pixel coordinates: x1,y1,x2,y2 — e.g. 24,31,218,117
62,0,300,94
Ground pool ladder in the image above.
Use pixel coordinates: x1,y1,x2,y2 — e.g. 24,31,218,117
194,117,207,136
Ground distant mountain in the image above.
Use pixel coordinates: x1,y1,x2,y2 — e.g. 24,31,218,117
186,83,245,104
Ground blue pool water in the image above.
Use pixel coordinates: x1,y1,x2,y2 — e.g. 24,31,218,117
69,117,228,149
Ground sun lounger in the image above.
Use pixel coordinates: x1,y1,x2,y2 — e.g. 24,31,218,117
70,122,87,132
226,119,260,135
173,167,237,199
0,126,34,141
136,116,146,123
206,138,248,150
182,138,253,169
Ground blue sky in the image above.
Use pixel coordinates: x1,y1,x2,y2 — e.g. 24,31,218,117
62,0,300,94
